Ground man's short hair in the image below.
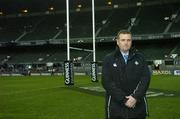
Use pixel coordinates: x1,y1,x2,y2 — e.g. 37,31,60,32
116,29,132,40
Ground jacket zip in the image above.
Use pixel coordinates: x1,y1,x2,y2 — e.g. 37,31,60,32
144,97,149,116
107,95,111,119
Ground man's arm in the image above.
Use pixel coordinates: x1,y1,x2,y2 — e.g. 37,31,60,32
125,57,150,108
102,56,126,103
131,58,151,101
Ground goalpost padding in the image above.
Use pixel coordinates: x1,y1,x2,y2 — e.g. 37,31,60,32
91,62,98,82
64,61,74,85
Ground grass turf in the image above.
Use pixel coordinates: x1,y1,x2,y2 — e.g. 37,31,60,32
0,75,179,119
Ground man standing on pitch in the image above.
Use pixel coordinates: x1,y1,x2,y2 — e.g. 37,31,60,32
102,30,151,119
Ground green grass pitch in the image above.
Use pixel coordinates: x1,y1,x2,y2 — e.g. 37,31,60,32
0,75,180,119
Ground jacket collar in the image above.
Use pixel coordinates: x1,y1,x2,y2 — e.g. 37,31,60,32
114,46,137,60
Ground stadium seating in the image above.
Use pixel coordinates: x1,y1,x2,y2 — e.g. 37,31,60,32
169,20,180,33
0,18,21,42
0,2,180,43
0,2,179,67
1,39,177,64
20,14,66,41
131,4,179,34
98,7,138,36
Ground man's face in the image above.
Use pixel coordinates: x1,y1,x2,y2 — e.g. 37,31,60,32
116,33,132,53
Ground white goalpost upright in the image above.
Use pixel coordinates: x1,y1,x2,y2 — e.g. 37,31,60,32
66,0,70,61
91,0,98,82
64,0,74,85
92,0,96,62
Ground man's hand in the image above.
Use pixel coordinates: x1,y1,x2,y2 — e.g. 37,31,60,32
125,95,137,108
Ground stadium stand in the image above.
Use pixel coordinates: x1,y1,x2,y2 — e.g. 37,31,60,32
131,3,180,34
0,0,180,74
20,14,66,41
135,41,177,60
67,12,92,38
0,2,180,42
98,7,139,36
0,39,178,64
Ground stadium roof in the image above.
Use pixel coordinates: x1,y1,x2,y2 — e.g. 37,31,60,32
0,0,179,15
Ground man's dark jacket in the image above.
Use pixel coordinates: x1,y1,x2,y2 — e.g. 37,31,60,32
102,47,151,119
